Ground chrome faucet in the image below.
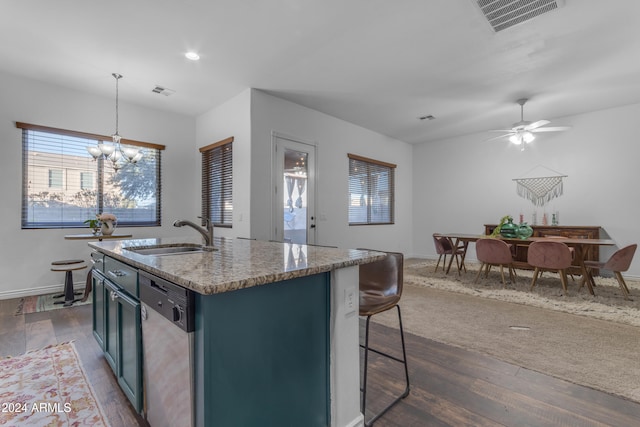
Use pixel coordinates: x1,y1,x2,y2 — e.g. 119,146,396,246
173,217,215,249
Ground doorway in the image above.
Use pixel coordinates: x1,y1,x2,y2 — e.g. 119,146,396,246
272,133,316,245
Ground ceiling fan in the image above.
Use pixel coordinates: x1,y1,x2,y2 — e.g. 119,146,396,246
486,98,570,150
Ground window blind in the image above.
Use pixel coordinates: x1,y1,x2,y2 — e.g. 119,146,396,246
348,153,395,225
19,122,163,228
201,137,233,227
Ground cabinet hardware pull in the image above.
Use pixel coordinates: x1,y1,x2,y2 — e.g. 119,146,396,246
108,270,126,278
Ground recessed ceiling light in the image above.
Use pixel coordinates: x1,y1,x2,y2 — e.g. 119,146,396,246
185,52,200,61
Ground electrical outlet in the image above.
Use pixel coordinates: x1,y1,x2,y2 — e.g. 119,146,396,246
344,287,356,316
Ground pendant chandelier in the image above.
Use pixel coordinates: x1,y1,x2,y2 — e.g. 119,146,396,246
86,73,142,170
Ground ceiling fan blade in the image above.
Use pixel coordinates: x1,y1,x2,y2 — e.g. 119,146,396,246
484,134,512,142
488,129,515,133
526,120,550,130
531,126,571,132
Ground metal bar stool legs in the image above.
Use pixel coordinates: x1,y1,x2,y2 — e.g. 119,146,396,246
361,304,410,426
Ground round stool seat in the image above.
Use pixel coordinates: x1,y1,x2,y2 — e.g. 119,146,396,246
51,260,87,307
51,262,87,272
52,258,85,265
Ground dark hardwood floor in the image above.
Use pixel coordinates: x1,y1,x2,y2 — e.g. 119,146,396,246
0,297,146,427
2,297,639,426
363,321,640,427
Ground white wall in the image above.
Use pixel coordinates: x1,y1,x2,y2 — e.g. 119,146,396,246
0,71,196,298
250,90,414,253
8,72,637,295
195,88,252,239
412,102,640,276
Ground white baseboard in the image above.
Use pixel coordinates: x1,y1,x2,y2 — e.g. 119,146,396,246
0,282,86,301
342,414,364,427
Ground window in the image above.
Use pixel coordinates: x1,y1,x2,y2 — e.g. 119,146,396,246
19,122,165,228
80,172,93,190
201,137,233,227
48,169,63,188
348,153,395,225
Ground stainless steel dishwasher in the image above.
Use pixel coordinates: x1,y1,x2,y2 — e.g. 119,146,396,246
139,271,195,427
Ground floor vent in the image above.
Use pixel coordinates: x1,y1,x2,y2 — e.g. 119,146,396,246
475,0,564,32
151,86,176,96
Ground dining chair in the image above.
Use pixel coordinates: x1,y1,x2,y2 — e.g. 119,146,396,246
474,238,517,288
358,249,410,426
527,241,573,293
582,244,637,300
433,234,465,274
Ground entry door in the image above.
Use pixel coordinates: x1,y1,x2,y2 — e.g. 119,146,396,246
272,134,316,245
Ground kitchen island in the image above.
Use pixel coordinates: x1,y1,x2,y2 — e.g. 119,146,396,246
89,237,384,427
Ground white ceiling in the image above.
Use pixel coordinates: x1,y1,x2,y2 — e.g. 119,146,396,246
2,0,640,144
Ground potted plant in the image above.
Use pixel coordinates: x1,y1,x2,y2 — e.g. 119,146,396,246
84,216,100,234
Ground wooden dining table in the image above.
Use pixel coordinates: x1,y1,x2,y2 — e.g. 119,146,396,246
434,233,616,295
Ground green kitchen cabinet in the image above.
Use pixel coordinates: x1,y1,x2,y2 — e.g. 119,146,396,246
92,266,143,414
91,270,105,350
114,286,142,412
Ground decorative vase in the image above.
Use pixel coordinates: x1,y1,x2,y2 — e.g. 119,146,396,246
516,222,534,240
100,220,116,235
499,218,518,238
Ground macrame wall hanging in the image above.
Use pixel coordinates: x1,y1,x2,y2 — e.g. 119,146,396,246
513,165,567,207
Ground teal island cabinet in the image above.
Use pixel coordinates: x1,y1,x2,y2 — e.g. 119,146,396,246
89,237,384,427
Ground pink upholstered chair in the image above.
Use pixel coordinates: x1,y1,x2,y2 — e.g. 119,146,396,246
474,238,517,288
527,241,573,293
433,234,465,274
583,244,637,300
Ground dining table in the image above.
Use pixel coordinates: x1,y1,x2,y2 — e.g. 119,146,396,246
434,233,616,296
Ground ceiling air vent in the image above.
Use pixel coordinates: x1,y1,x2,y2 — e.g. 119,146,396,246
152,86,176,96
475,0,564,32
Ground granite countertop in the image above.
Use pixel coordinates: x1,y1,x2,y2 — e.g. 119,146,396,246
88,237,386,295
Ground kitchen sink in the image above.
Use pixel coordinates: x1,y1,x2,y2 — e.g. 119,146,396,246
125,244,207,256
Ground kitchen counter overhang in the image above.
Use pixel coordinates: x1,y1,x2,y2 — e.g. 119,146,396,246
89,237,385,295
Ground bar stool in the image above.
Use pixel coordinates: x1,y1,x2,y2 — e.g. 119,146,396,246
358,249,410,426
51,259,87,307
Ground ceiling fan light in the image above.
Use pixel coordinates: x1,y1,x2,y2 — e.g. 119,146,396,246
509,134,522,145
523,131,535,143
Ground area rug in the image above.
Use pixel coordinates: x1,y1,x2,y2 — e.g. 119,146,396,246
14,293,90,316
0,342,110,426
404,258,640,327
370,259,640,404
